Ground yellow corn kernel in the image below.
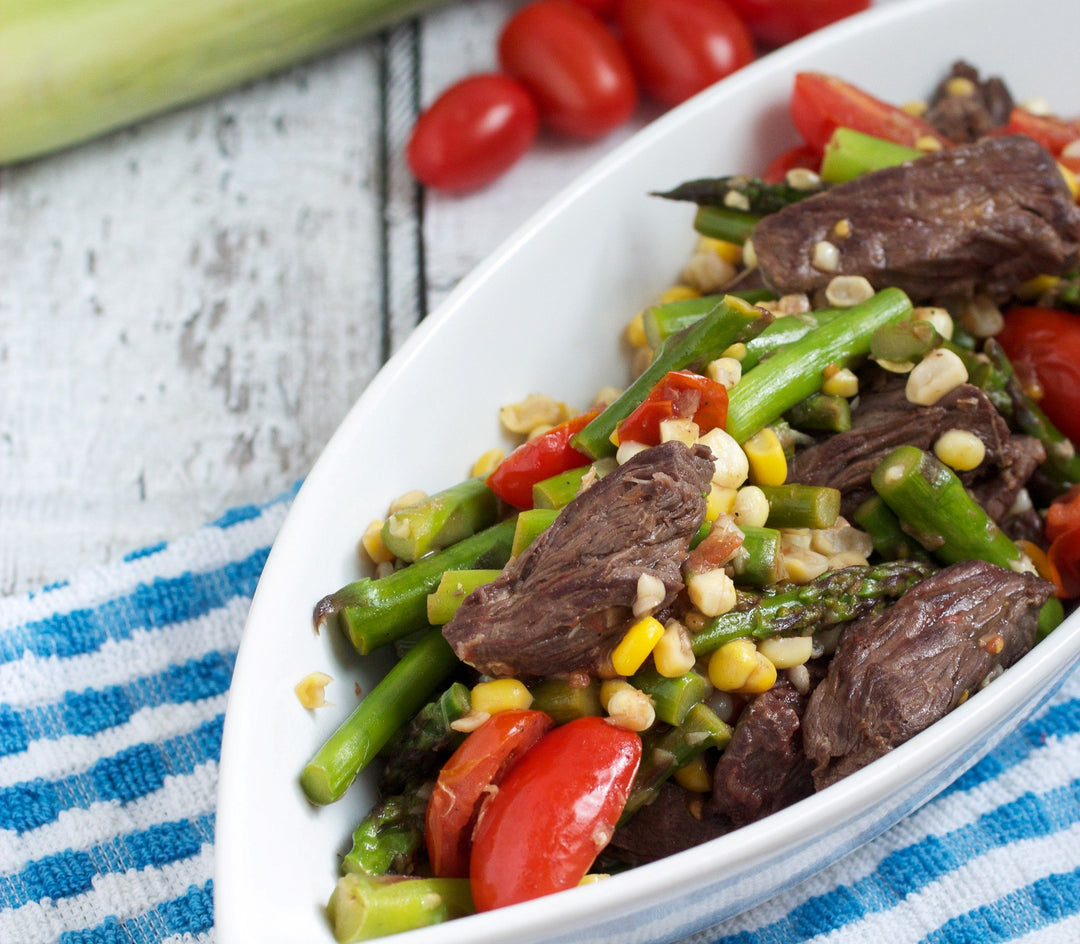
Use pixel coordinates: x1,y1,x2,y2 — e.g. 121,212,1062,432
732,485,770,529
578,873,610,886
782,546,830,583
743,428,787,486
933,428,986,472
388,489,427,515
295,671,333,709
626,311,649,348
471,448,505,478
821,366,859,398
673,755,713,793
687,568,737,618
653,620,696,678
706,356,742,390
916,135,944,152
901,99,928,117
611,616,665,676
706,484,738,521
906,347,969,406
708,639,777,694
1017,274,1062,301
360,519,395,565
697,236,743,265
659,284,701,304
499,393,571,435
757,635,813,669
470,678,533,714
605,685,656,732
720,341,748,361
1059,161,1080,201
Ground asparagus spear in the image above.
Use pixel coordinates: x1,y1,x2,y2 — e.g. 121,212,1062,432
511,508,560,556
642,290,776,349
693,205,760,245
426,570,502,626
628,667,707,726
785,392,852,433
381,477,498,563
759,483,841,530
852,494,932,562
572,295,772,458
691,559,936,656
327,873,474,942
820,127,923,184
301,628,459,805
314,517,517,655
532,464,592,509
870,445,1035,570
725,288,913,443
621,702,732,820
729,525,782,586
528,677,604,723
341,789,429,877
377,681,471,795
652,175,818,214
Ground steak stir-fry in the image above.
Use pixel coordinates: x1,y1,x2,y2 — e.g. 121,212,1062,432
301,62,1080,939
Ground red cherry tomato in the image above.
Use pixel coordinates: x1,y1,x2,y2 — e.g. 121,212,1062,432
425,709,554,878
498,0,638,140
790,72,951,153
761,143,821,182
995,306,1080,448
406,74,539,193
725,0,869,47
997,106,1080,156
616,370,729,445
486,409,601,509
569,0,619,17
614,0,755,108
1047,485,1080,543
469,716,642,910
1049,526,1080,599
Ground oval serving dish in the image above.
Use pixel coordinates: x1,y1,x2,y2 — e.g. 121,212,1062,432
215,0,1080,941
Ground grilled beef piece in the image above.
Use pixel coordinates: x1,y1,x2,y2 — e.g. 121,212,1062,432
802,559,1053,790
925,61,1014,143
442,441,713,678
788,382,1031,517
709,675,818,827
606,782,727,866
752,136,1080,302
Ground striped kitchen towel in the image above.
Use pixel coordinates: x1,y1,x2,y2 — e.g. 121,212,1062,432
1,484,1080,944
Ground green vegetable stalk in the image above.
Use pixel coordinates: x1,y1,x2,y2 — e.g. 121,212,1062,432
327,872,474,942
3,0,454,165
381,477,497,563
377,681,471,794
301,627,459,805
341,789,429,877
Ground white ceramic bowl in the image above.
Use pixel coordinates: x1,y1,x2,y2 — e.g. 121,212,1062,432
215,0,1080,940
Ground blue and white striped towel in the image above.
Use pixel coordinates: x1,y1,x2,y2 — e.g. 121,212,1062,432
2,485,1079,944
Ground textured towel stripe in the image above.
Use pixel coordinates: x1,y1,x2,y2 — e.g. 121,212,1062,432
0,717,223,835
0,551,269,666
1007,910,1080,944
0,694,228,791
55,879,215,944
0,651,235,758
0,762,218,875
0,597,250,712
0,489,293,633
923,864,1080,944
0,813,214,910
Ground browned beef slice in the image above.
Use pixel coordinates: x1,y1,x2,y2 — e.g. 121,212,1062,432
607,782,728,866
802,559,1053,790
925,61,1014,143
709,676,817,827
442,441,713,677
788,382,1017,514
752,136,1080,302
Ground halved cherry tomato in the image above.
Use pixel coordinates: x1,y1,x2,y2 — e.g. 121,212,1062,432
997,106,1080,156
614,0,755,108
425,709,554,878
1048,526,1080,599
995,306,1080,447
616,370,728,445
498,0,638,140
761,143,821,182
790,72,951,153
725,0,869,47
1047,485,1080,543
469,716,642,910
486,409,601,509
406,74,540,193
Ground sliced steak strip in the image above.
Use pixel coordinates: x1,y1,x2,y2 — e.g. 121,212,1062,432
802,559,1053,790
708,675,818,827
443,440,713,678
752,135,1080,302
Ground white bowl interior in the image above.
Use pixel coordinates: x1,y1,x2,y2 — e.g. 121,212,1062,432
215,0,1080,941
